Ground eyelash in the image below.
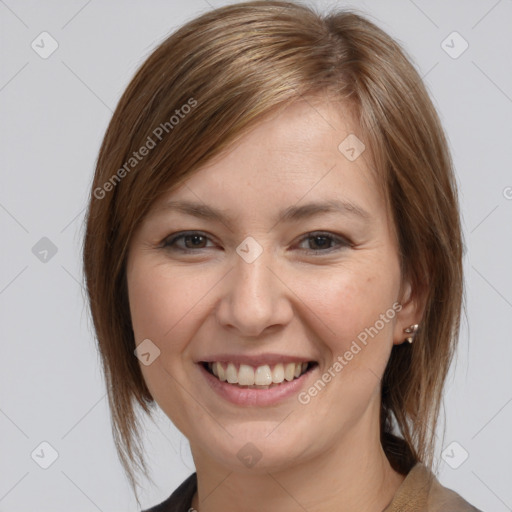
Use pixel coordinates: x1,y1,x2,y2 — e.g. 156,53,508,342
160,230,351,255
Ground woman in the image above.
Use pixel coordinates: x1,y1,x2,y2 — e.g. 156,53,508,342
82,1,482,510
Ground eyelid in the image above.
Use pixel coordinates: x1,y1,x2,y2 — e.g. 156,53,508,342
161,230,216,250
294,231,352,254
161,230,352,254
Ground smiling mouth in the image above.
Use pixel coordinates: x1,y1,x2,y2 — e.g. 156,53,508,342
201,361,318,389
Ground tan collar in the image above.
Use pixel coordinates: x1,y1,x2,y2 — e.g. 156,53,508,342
383,462,481,512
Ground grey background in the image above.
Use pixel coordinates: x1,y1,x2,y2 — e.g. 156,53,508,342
1,0,511,510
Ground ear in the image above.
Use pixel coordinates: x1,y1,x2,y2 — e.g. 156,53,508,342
393,276,427,346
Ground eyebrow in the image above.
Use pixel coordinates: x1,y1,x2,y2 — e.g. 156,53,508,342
152,198,371,228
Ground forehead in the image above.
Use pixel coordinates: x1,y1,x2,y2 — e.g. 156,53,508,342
150,97,384,222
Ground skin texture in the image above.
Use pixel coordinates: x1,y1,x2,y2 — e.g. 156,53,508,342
126,97,422,512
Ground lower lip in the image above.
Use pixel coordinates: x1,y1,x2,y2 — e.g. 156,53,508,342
198,363,315,406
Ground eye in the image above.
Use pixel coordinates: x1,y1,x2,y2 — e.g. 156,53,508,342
161,231,216,253
160,230,351,255
296,231,351,254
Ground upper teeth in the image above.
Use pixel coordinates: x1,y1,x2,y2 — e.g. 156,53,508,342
209,362,308,386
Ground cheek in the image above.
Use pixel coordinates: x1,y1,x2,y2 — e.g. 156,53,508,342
297,264,396,333
290,258,400,381
128,260,206,345
127,259,209,431
290,263,400,430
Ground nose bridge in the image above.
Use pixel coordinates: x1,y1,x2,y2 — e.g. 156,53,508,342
217,242,290,336
236,248,272,300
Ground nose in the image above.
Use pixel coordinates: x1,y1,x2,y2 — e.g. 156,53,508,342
215,248,293,337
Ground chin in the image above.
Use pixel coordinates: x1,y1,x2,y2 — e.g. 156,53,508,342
189,419,315,473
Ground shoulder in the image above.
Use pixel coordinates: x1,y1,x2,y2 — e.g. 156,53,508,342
141,472,197,512
143,464,483,512
424,464,482,512
385,462,483,512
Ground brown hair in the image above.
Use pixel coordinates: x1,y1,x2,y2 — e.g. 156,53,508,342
82,0,463,498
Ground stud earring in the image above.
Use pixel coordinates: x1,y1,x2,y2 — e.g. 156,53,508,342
404,324,419,343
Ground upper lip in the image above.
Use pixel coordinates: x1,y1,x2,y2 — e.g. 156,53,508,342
197,353,317,367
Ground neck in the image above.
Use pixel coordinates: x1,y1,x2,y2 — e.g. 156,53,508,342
190,408,406,512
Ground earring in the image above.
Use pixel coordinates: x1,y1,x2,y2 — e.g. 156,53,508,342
404,324,419,343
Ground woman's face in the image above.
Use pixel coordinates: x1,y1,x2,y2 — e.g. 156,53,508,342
126,98,418,474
